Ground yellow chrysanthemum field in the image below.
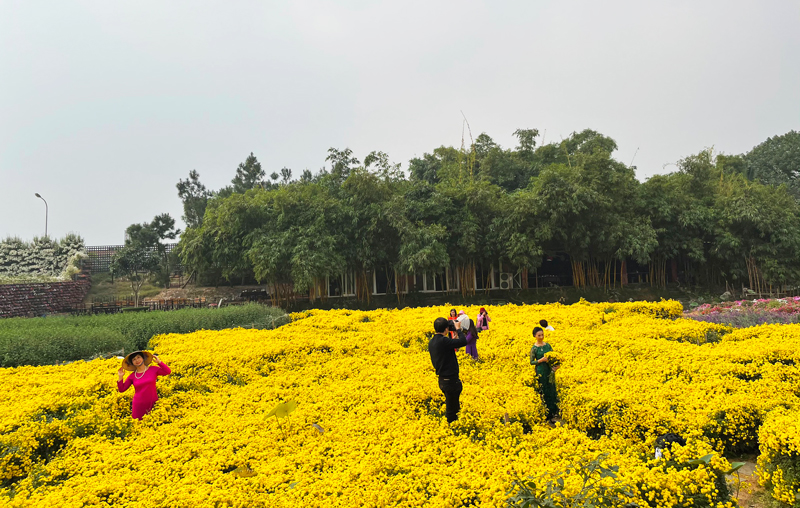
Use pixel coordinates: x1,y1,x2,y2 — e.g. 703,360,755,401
1,300,799,507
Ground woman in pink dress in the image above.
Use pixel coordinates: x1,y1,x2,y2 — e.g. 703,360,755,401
117,351,171,420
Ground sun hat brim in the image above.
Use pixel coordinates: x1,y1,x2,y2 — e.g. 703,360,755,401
121,351,154,372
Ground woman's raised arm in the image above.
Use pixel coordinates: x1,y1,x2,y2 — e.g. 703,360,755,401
117,369,133,393
155,356,172,376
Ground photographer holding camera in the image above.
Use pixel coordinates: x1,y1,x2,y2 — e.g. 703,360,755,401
429,316,469,423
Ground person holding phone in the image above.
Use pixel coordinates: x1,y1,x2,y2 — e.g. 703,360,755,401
448,308,459,339
477,307,491,332
428,317,469,423
117,350,172,420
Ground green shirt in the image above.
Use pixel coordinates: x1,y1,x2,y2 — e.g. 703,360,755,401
530,343,553,377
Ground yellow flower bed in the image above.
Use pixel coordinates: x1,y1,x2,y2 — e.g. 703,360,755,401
757,407,800,504
0,301,797,507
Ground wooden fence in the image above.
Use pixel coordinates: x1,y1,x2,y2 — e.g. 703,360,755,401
70,296,207,315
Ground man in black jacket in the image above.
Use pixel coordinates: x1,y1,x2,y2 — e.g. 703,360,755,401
428,317,469,423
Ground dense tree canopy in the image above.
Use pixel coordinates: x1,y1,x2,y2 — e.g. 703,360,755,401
176,170,210,229
173,129,800,298
112,214,181,298
743,130,800,197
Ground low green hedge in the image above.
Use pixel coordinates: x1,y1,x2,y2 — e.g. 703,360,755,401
0,326,132,368
0,304,288,367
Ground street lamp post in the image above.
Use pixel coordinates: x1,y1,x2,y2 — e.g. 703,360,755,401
34,193,48,237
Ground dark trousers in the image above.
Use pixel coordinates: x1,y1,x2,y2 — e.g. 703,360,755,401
438,376,463,423
538,373,559,420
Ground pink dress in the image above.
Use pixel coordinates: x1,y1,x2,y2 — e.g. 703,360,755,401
117,363,171,419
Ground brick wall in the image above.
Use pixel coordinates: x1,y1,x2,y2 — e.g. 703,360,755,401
0,278,90,318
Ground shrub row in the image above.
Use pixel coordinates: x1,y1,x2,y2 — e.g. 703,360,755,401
0,304,288,367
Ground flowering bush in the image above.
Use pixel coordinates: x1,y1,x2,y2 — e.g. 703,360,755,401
757,407,800,504
685,297,800,327
543,351,563,384
0,301,797,506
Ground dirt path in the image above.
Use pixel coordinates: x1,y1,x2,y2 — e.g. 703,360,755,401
728,459,768,507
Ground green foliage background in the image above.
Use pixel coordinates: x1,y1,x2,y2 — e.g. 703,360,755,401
175,129,800,294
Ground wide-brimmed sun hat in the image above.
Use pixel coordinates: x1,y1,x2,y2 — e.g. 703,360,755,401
121,350,154,372
456,313,470,329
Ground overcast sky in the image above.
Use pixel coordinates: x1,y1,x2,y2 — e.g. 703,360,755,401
1,0,798,245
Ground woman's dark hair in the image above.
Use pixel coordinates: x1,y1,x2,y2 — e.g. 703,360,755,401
532,326,544,337
539,319,548,327
655,433,686,450
128,352,145,365
467,319,478,336
450,308,457,317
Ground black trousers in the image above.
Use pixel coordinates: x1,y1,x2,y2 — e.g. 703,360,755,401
438,376,463,423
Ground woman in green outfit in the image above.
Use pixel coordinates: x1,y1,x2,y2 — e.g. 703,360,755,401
530,326,559,422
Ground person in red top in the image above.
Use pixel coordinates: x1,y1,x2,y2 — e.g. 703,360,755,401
448,309,460,351
117,350,171,420
447,309,458,338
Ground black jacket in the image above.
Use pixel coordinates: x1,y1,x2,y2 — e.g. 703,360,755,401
428,331,468,378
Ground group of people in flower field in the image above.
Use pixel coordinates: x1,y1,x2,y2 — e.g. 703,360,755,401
446,307,491,360
115,307,558,426
429,309,560,424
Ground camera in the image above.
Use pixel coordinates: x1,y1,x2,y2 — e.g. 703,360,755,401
446,320,458,332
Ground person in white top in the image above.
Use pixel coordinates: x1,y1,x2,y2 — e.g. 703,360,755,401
457,310,471,331
539,319,555,331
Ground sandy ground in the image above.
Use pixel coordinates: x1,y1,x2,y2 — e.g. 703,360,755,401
728,459,768,508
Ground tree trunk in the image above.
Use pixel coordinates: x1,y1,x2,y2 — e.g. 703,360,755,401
612,260,617,289
649,254,668,288
571,259,586,289
620,260,628,286
458,262,476,297
395,270,403,304
355,269,371,304
746,256,765,297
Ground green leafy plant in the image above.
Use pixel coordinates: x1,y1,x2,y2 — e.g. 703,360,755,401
724,461,746,500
